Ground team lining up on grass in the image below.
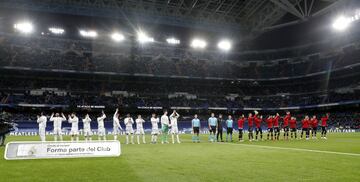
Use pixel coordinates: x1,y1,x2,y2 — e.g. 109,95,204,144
36,108,330,144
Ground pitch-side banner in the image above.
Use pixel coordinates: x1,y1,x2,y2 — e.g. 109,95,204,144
4,141,121,160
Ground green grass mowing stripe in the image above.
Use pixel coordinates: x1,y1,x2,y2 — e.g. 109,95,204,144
207,141,360,157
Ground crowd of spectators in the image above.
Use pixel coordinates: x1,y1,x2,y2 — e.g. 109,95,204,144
1,33,360,79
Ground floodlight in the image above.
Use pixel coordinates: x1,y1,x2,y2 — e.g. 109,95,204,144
79,30,97,38
111,32,125,42
137,31,154,43
49,27,65,34
190,39,207,49
166,37,180,45
14,22,34,34
332,16,351,31
217,40,232,51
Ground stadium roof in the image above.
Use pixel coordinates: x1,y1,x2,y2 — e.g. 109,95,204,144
0,0,350,39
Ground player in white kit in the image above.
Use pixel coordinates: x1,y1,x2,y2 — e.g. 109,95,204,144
170,110,181,144
113,108,122,140
97,111,107,141
50,112,66,141
124,114,134,144
37,112,47,142
150,113,160,144
68,112,79,142
82,114,92,141
135,115,146,144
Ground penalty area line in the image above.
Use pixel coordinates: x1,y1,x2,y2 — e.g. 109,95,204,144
208,141,360,157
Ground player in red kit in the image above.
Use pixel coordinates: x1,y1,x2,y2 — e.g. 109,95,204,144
237,114,245,142
289,117,297,139
310,115,318,139
301,115,310,140
273,113,280,140
283,111,291,140
266,116,273,140
248,112,255,142
321,113,329,139
254,114,263,141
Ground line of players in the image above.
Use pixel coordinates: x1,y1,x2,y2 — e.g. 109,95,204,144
36,109,182,144
36,109,329,143
197,111,330,143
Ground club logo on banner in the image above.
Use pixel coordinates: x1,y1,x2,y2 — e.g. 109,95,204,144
4,141,121,160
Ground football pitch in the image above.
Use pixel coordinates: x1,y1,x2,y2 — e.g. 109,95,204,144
1,133,360,182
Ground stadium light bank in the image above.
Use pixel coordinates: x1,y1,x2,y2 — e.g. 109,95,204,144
111,32,125,42
14,22,34,34
166,37,180,45
49,27,65,35
191,38,207,49
332,11,360,31
79,30,98,38
217,40,232,51
137,31,154,44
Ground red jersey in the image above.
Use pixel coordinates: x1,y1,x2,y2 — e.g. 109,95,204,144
321,116,328,126
302,119,310,128
311,118,318,128
273,115,280,127
266,118,273,128
248,116,254,127
283,114,290,127
254,116,262,128
289,119,296,129
238,118,245,129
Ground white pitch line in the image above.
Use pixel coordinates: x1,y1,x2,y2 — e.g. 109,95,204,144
213,142,360,157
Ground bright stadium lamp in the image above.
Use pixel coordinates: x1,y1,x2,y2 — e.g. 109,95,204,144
190,39,207,49
217,40,232,51
111,32,125,42
49,27,65,35
332,16,351,31
14,22,34,34
79,30,98,38
166,37,180,45
137,31,154,43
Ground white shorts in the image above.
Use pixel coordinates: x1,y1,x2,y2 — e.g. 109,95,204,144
53,128,62,135
171,126,179,134
98,127,106,136
83,130,93,136
126,126,134,134
136,128,145,135
69,129,79,135
39,128,46,136
113,127,121,135
151,128,159,135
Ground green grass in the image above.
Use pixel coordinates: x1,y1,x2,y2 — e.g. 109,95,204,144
1,133,360,182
